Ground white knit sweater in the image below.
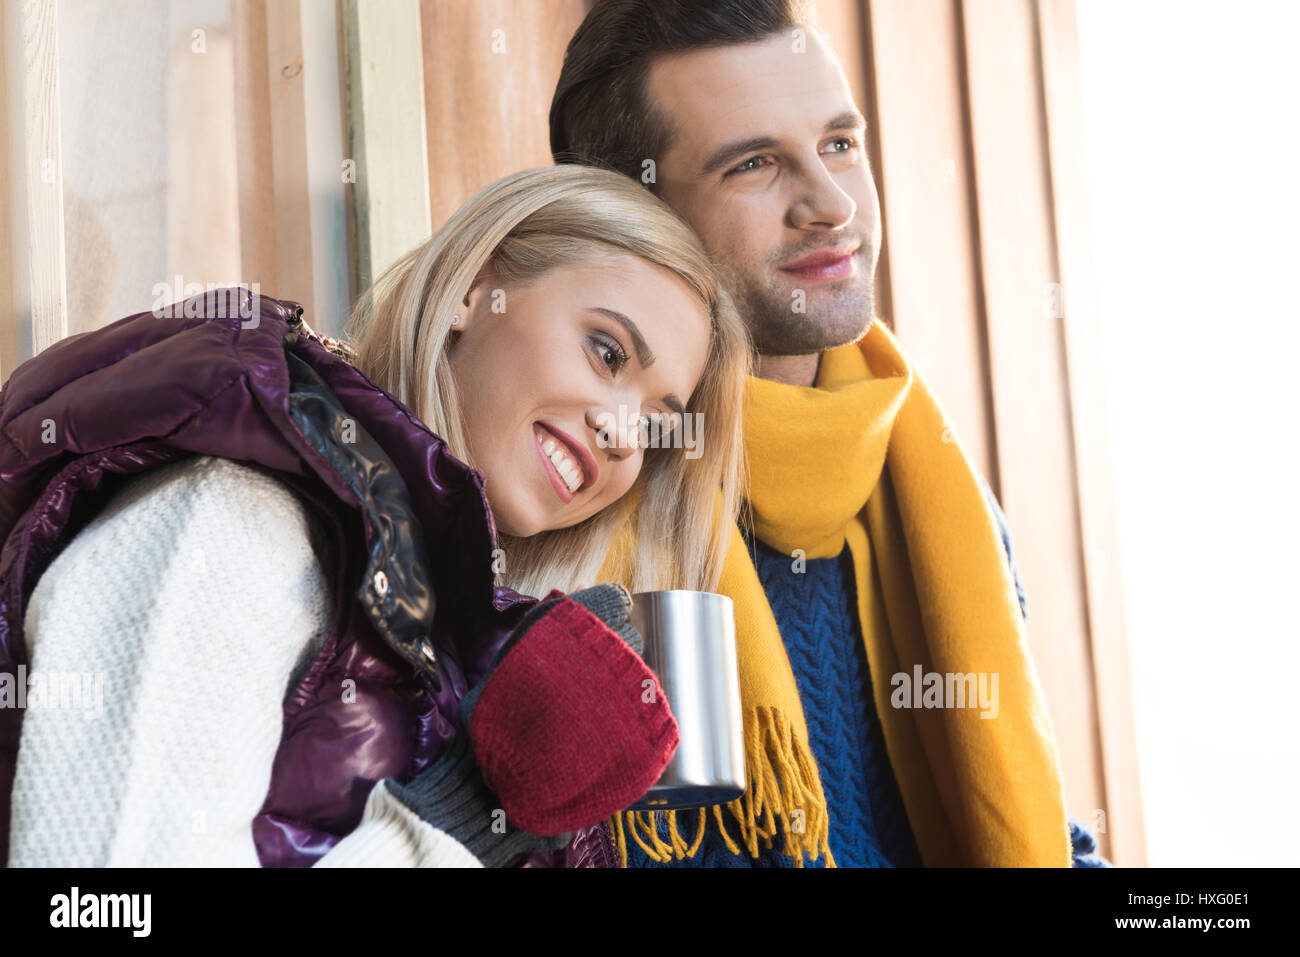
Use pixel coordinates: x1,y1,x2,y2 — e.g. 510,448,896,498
9,455,481,868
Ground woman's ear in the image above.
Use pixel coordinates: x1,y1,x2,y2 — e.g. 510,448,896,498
454,260,499,336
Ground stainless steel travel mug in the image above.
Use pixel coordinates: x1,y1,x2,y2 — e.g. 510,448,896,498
626,589,747,810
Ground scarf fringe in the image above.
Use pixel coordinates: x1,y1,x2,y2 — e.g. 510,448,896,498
611,705,836,867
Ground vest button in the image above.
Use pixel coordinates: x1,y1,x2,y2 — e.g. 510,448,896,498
373,570,389,598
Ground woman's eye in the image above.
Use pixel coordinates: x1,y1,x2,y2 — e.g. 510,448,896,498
644,411,678,439
589,333,628,375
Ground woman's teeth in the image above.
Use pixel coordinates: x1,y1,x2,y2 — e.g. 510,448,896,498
538,431,583,493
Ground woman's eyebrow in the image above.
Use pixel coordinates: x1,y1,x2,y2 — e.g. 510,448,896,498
586,307,686,416
588,306,655,366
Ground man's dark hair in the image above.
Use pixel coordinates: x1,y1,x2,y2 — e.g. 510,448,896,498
549,0,816,191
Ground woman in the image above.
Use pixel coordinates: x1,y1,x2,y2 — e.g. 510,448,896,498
0,165,752,867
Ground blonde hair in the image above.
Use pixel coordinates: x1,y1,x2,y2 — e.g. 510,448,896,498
346,165,752,598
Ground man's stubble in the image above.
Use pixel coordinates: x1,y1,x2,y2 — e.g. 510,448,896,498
714,237,879,358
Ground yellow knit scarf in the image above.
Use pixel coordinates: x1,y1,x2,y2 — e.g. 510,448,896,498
606,319,1072,867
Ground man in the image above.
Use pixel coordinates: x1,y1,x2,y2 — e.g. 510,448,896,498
551,0,1107,867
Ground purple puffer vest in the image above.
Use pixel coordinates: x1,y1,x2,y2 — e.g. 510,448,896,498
0,290,617,867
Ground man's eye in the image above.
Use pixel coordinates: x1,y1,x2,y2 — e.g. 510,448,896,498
728,155,768,176
825,136,859,154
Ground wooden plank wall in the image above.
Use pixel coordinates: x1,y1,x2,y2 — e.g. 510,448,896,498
0,1,18,381
342,0,431,295
5,0,67,362
0,1,349,369
166,19,242,326
299,0,352,334
233,0,326,328
232,0,281,310
339,0,587,302
960,0,1110,856
418,0,590,227
854,0,997,487
262,0,317,323
1036,0,1145,867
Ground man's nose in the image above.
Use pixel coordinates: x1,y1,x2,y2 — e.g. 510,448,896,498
789,161,856,231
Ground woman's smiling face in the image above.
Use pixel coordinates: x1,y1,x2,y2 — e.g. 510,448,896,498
447,251,713,538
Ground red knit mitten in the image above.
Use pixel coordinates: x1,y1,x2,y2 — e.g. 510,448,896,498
467,585,678,835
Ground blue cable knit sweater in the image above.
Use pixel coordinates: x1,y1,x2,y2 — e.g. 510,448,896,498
745,531,923,867
624,478,1109,868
